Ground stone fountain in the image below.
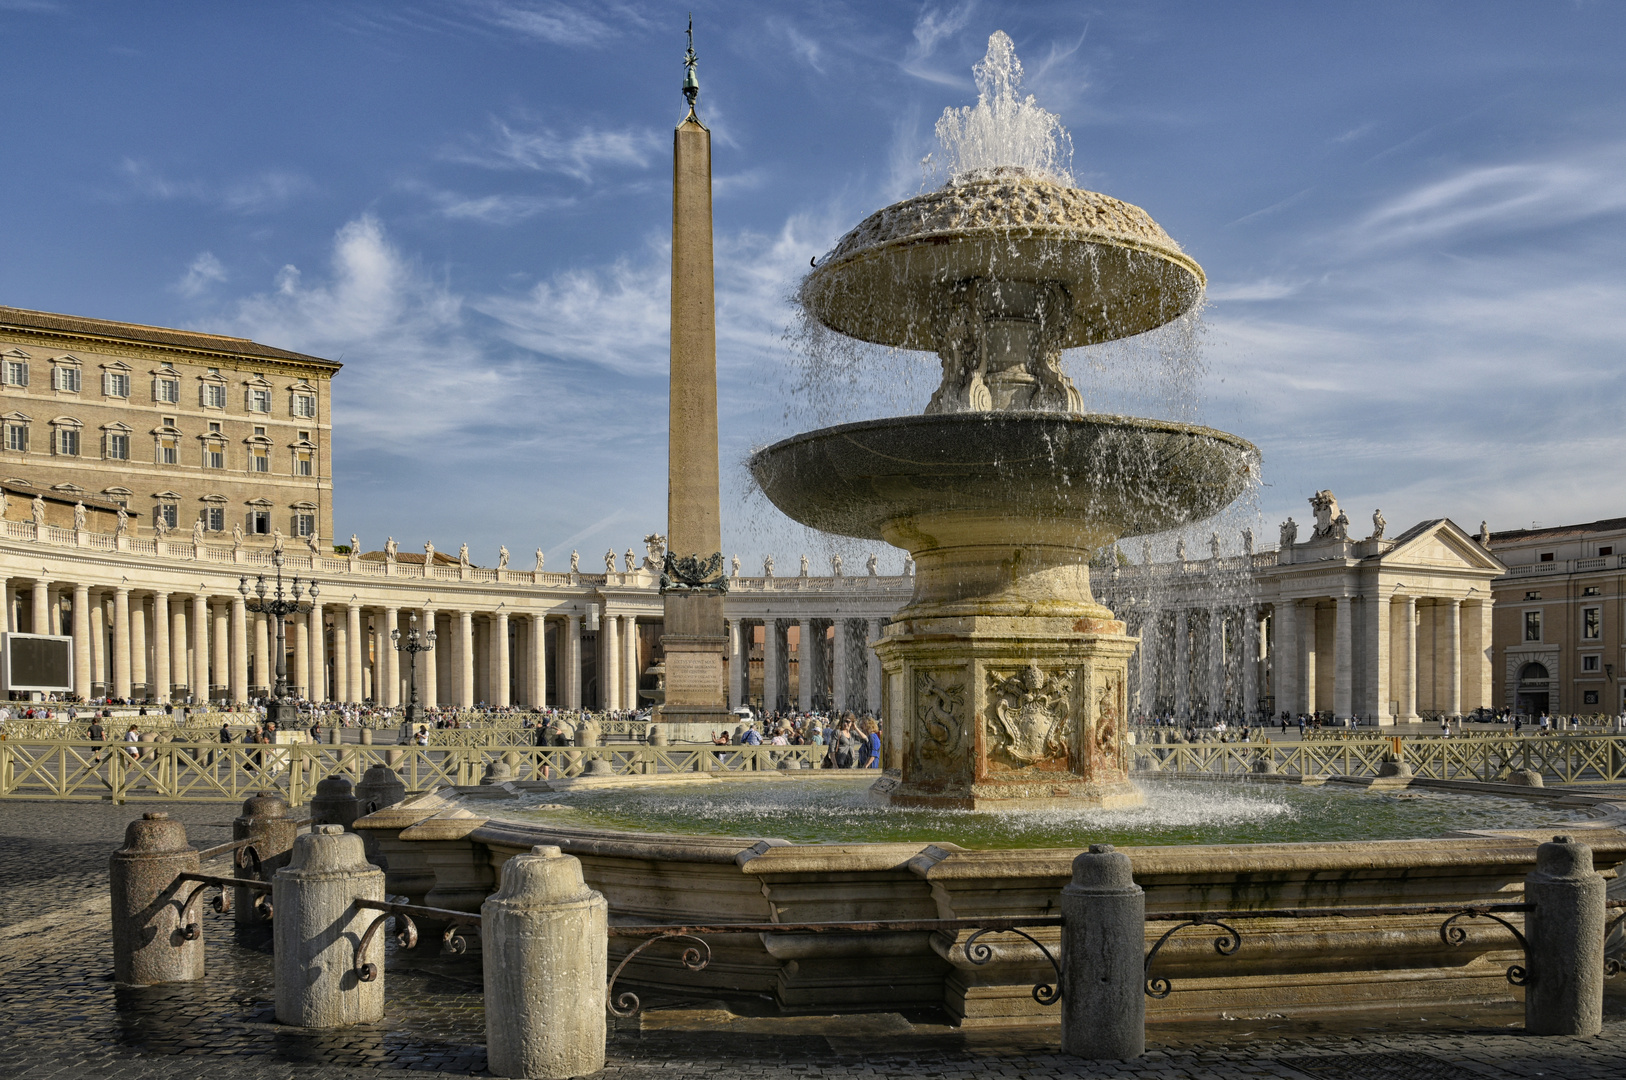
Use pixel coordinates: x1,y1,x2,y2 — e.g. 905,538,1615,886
750,33,1258,809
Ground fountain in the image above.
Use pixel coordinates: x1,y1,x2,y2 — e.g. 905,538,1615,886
750,33,1258,809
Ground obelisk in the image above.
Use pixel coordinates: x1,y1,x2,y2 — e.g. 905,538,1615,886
659,23,730,731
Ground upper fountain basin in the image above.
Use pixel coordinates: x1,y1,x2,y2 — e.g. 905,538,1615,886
801,173,1206,351
748,412,1257,545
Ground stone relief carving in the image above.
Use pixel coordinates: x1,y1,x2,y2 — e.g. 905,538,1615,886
643,534,667,571
1310,489,1339,538
1280,517,1297,547
915,670,965,759
1093,670,1123,772
987,663,1073,766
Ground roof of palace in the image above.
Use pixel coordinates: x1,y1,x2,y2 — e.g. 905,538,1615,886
0,305,339,370
1490,516,1626,544
359,550,465,567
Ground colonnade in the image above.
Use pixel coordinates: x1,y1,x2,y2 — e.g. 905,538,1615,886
1131,604,1264,724
724,616,885,715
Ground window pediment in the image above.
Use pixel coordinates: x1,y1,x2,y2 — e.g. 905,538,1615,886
102,486,133,497
198,371,227,384
50,416,82,427
2,411,31,423
5,477,33,486
152,490,182,500
200,493,228,504
51,482,84,494
52,354,82,366
1,349,30,359
152,425,180,436
290,500,317,509
246,497,273,507
99,359,133,372
102,421,133,433
243,374,273,387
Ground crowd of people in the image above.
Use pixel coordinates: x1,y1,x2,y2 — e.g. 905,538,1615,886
707,714,882,768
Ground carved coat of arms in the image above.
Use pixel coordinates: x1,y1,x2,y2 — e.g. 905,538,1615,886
988,664,1073,764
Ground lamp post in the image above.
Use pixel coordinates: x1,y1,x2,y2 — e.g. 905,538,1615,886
391,611,436,731
239,550,318,728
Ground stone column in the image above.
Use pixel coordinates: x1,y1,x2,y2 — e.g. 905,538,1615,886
421,607,437,707
294,608,310,699
1060,844,1144,1059
130,597,148,700
252,611,269,696
109,813,202,986
565,613,581,710
865,618,883,714
191,595,210,704
89,592,106,696
762,619,780,714
495,611,511,708
1333,595,1352,720
1172,608,1190,721
230,596,248,706
31,576,48,636
796,617,814,713
831,619,849,712
459,610,475,709
151,591,170,703
382,608,399,708
1207,607,1224,720
1242,608,1259,721
1365,593,1393,725
307,601,324,701
1468,598,1493,712
1399,595,1419,721
347,603,364,704
1301,602,1318,715
1273,600,1297,719
171,598,189,701
623,615,638,709
211,601,230,704
71,583,91,700
531,614,547,709
1444,597,1462,716
0,578,8,635
273,826,385,1027
1523,836,1605,1036
726,619,741,709
602,612,618,712
331,609,348,703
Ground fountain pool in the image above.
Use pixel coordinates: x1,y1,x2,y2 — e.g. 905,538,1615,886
506,776,1589,850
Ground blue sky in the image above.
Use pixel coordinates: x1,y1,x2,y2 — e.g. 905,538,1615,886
2,1,1623,567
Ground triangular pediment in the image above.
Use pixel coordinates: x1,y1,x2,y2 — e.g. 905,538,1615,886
1377,518,1506,573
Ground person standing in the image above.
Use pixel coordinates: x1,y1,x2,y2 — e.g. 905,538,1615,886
87,715,105,764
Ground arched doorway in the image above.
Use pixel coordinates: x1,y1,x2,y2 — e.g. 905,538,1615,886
1516,662,1550,717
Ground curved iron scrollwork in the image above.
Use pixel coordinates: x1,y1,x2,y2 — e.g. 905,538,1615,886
178,882,213,941
355,911,419,983
964,926,1063,1006
442,921,474,956
1440,908,1529,986
660,551,728,595
1144,918,1242,999
606,932,712,1018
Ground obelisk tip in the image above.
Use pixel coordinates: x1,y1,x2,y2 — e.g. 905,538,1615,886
682,13,700,121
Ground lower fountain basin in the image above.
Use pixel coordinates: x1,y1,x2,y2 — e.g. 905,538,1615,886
748,412,1257,547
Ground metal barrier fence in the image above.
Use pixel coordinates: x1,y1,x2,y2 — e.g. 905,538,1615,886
0,740,835,803
1143,734,1626,784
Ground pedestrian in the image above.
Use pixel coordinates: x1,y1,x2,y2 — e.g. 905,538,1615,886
87,715,105,763
123,724,140,759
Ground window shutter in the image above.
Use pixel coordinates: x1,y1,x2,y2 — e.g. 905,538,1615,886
18,364,27,388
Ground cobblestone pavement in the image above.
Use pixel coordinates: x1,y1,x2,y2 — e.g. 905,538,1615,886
1,799,1624,1079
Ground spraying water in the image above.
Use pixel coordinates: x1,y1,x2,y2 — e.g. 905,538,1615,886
927,30,1075,187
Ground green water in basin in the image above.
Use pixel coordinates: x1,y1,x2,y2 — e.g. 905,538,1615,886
509,776,1586,850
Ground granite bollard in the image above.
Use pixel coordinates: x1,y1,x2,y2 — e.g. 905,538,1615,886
1524,834,1604,1036
483,844,608,1079
354,764,407,815
309,775,361,831
233,792,297,926
110,811,203,986
1060,843,1144,1060
273,824,386,1027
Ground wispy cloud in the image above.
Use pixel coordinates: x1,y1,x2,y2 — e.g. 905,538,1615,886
116,159,314,214
1207,278,1303,302
901,2,975,86
173,252,227,298
460,0,628,47
446,119,663,182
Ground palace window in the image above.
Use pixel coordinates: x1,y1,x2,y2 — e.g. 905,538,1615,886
251,449,270,473
103,372,130,398
205,444,224,469
202,383,227,408
1539,552,1554,562
294,512,315,537
154,378,179,404
248,509,270,534
1583,607,1601,640
1600,546,1615,557
1583,654,1601,672
158,436,177,465
3,360,28,387
156,503,178,530
204,507,225,532
248,388,271,413
6,423,27,452
295,450,313,476
106,432,129,460
51,366,79,392
292,393,316,418
1583,585,1601,596
1524,611,1542,642
55,427,79,456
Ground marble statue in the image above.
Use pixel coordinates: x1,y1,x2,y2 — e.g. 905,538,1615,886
1242,528,1254,555
831,553,843,576
115,507,129,537
730,554,741,578
1142,539,1153,564
154,515,170,538
624,548,635,572
458,543,470,567
306,529,321,553
799,554,810,577
350,534,359,555
763,554,774,577
425,541,435,564
1477,521,1490,545
866,553,878,576
498,545,510,570
570,550,580,572
73,501,86,530
604,549,616,573
1281,518,1298,547
385,536,397,560
0,488,7,519
31,495,44,526
273,528,284,553
192,518,205,544
1210,532,1222,560
232,523,244,548
903,555,914,575
1332,510,1350,541
643,533,667,571
1310,490,1340,538
1175,538,1187,561
535,548,544,572
1370,509,1386,541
